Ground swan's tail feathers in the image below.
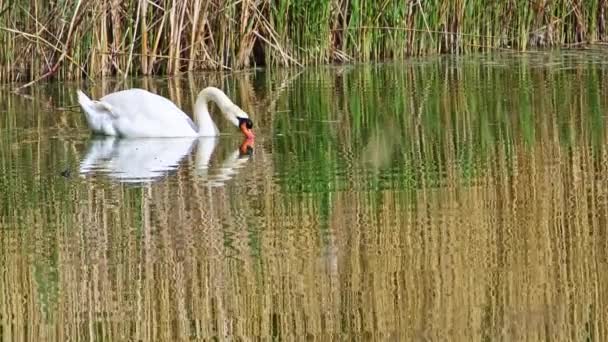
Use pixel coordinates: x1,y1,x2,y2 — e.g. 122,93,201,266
76,90,116,117
76,89,92,107
76,90,117,135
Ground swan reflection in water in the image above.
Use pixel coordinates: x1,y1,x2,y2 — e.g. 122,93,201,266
80,137,254,184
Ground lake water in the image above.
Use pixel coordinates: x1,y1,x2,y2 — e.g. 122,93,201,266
2,51,608,340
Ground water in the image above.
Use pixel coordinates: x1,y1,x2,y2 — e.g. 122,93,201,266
2,51,608,340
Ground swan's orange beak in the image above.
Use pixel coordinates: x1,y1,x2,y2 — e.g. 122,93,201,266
240,122,255,139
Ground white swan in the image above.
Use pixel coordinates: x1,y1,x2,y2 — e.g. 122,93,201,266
76,87,255,139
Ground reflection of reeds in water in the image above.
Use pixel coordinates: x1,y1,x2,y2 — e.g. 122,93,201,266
1,57,608,339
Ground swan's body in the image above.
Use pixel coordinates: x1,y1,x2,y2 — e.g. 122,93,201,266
77,87,254,138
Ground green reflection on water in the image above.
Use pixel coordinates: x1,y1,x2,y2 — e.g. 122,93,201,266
0,51,608,340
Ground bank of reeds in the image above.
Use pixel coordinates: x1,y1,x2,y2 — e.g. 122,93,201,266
1,0,608,84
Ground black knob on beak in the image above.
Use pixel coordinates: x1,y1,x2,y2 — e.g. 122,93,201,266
238,117,253,129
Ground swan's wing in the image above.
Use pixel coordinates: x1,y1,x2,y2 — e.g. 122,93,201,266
100,89,198,133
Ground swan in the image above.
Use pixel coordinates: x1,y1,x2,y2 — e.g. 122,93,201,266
76,87,255,139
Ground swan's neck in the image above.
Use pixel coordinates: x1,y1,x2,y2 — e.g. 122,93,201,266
193,87,239,136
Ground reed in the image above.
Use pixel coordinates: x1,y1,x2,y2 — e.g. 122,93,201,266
1,0,608,84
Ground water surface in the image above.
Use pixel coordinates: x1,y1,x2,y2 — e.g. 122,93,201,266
2,52,608,340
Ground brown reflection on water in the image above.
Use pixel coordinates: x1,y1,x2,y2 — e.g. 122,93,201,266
3,134,608,340
1,54,608,340
326,145,608,341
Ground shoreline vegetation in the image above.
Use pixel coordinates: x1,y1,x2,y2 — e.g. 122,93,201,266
1,0,607,87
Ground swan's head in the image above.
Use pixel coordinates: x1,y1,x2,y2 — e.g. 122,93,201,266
228,107,255,139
